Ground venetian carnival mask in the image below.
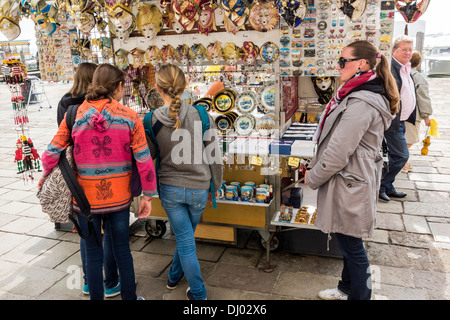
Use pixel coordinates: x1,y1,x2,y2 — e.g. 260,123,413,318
80,38,92,60
0,0,21,41
241,41,259,65
312,76,335,105
33,14,57,36
277,0,307,27
164,11,184,33
175,44,190,65
161,44,176,64
136,3,163,41
189,44,206,65
249,1,279,32
115,48,130,69
130,48,146,69
145,45,161,67
206,41,223,65
222,42,241,65
106,0,136,41
221,0,252,34
77,11,96,35
172,0,199,31
336,0,367,22
100,37,112,60
65,0,96,27
395,0,430,23
197,0,217,35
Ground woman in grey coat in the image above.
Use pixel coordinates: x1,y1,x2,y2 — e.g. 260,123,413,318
306,41,399,300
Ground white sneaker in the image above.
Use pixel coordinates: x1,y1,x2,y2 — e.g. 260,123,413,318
318,288,348,300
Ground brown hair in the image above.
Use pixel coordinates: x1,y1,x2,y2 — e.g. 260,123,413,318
85,64,125,102
155,64,186,129
347,40,399,115
67,62,97,97
410,50,422,69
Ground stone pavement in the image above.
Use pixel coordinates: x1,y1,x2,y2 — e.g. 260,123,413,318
0,78,449,301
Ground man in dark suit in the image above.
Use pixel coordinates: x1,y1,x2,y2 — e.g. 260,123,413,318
379,36,416,202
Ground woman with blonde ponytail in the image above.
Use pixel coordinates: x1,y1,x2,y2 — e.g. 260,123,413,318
148,64,223,300
306,40,399,300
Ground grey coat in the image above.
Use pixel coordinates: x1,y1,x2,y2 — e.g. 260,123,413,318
305,90,395,238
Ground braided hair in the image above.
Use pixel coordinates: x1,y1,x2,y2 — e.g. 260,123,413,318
155,64,187,129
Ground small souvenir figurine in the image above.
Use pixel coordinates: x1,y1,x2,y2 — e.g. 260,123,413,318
311,76,335,105
220,0,251,34
206,41,223,65
189,44,207,65
136,3,163,41
241,41,259,65
276,0,307,28
28,138,41,171
0,0,21,41
14,138,23,173
336,0,367,21
175,44,190,66
145,45,162,67
105,0,136,42
172,0,199,31
115,48,130,69
395,0,430,23
160,44,176,64
20,135,34,172
197,0,217,35
222,43,242,65
249,1,279,32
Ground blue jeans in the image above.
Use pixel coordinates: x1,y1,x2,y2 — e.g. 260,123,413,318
159,184,209,300
77,208,136,300
80,237,119,290
380,122,409,193
336,233,372,300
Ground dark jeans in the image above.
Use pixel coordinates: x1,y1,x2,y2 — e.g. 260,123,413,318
336,233,372,300
380,122,409,194
77,208,136,300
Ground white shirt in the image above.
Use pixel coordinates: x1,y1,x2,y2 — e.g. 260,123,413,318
394,57,416,121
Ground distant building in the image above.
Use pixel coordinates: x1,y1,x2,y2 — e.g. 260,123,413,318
0,40,31,60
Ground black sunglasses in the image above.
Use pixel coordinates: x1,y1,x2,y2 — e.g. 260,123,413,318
338,57,361,69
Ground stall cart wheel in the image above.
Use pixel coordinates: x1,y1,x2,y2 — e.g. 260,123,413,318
145,220,167,238
259,233,282,252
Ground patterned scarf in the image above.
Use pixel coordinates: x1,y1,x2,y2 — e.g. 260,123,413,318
313,70,377,143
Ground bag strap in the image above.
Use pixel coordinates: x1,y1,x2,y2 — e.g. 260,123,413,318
144,110,162,195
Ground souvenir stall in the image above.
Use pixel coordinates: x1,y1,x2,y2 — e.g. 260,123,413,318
100,0,400,263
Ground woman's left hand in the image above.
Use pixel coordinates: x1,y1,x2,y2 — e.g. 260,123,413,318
37,176,47,190
138,196,152,219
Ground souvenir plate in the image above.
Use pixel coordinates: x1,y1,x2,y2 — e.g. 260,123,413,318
260,42,279,63
193,97,213,111
260,84,276,112
236,90,259,114
213,89,236,114
234,114,256,136
215,114,232,135
256,115,275,136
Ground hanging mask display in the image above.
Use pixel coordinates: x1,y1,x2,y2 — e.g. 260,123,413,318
220,0,252,34
136,3,163,41
145,45,161,67
77,11,96,35
0,0,21,41
189,43,207,65
80,38,92,60
276,0,307,28
249,1,279,32
160,44,176,64
311,76,335,105
65,0,95,25
32,13,57,36
336,0,367,21
175,44,190,65
222,42,242,65
100,37,113,60
395,0,430,23
172,0,199,31
105,0,136,42
115,48,130,69
206,41,223,65
241,41,259,65
130,48,146,69
197,0,217,35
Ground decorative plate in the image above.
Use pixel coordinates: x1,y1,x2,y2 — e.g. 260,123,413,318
215,114,232,135
236,90,259,114
255,115,275,136
234,114,256,136
260,84,276,112
213,89,236,114
193,97,213,111
260,42,279,63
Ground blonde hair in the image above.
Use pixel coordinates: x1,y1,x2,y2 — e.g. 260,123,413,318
347,40,399,115
155,64,186,130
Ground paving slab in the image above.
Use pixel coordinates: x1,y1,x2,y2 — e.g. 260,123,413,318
403,215,431,234
428,223,450,243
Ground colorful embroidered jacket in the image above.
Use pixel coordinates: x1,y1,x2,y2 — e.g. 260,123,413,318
42,99,157,214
